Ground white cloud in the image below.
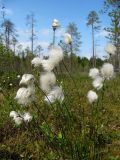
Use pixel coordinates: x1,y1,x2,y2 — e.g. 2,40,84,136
56,27,65,37
16,28,51,54
17,27,65,49
17,28,51,37
5,8,13,15
17,40,49,50
80,44,107,60
39,28,51,36
0,7,13,16
81,52,91,59
12,40,49,56
17,28,32,36
95,30,108,38
38,27,65,37
17,41,30,49
17,27,65,38
39,41,49,48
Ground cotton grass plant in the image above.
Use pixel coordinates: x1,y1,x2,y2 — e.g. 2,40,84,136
7,19,118,159
87,62,115,159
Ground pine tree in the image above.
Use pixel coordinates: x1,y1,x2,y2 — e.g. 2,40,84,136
103,0,120,71
2,19,17,50
66,22,81,54
26,12,36,55
86,11,101,67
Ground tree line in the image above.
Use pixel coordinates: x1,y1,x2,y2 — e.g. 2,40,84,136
0,0,119,74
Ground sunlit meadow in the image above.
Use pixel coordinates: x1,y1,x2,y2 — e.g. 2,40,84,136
0,0,120,160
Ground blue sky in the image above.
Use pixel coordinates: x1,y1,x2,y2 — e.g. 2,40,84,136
0,0,110,58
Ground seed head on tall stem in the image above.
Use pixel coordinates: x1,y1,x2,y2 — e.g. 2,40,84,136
52,19,60,45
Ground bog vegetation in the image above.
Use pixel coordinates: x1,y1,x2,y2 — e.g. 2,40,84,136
0,0,120,159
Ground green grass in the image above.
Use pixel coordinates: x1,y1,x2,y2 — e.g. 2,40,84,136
0,73,120,159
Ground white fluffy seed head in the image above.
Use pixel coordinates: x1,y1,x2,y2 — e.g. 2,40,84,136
10,111,18,118
87,90,98,104
15,87,35,106
52,19,60,28
17,75,21,79
44,86,64,104
19,74,35,86
49,45,63,65
16,74,35,106
40,72,56,94
31,57,43,67
89,68,99,79
64,33,72,44
100,63,114,80
105,43,116,55
23,112,32,122
41,46,63,72
41,59,55,72
14,116,23,125
92,76,103,90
